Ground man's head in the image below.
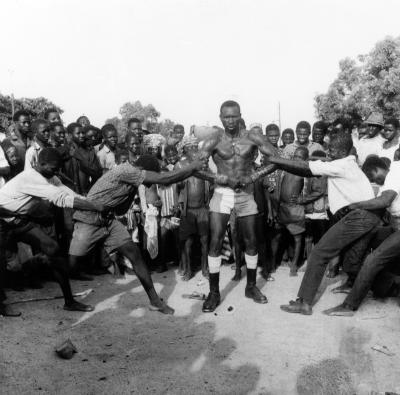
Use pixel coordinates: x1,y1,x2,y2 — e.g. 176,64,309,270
164,145,179,165
328,132,353,160
67,122,84,146
220,101,241,133
171,124,185,142
365,112,384,138
331,118,352,136
181,136,199,161
50,122,65,146
115,149,129,165
136,154,161,175
312,121,327,144
83,125,100,148
382,118,399,141
44,108,61,124
13,110,31,137
281,128,294,146
77,115,90,128
311,150,327,159
32,119,51,145
250,123,263,136
101,124,118,149
37,148,62,178
362,155,390,185
127,118,143,142
295,121,311,145
265,124,280,147
293,146,309,161
1,140,20,167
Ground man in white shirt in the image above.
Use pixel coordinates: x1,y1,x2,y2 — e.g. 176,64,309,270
267,133,381,315
0,148,105,317
356,112,385,166
324,156,400,316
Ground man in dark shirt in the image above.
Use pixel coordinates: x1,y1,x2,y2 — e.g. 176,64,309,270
69,156,208,314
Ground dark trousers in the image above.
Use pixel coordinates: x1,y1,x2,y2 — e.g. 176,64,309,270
345,228,400,309
298,209,381,305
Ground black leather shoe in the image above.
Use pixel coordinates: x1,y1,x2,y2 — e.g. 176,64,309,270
202,292,221,313
245,285,268,304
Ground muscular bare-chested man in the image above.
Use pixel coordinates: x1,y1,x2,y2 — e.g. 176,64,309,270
198,100,276,312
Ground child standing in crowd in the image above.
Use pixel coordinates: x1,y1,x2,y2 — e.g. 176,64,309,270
97,124,118,173
280,128,294,149
277,146,309,276
299,150,329,259
176,137,210,280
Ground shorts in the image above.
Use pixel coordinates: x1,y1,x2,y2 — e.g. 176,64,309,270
278,202,305,235
69,219,132,257
209,187,258,218
179,207,209,241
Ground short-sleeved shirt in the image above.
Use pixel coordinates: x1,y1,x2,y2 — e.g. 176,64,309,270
73,162,146,225
379,161,400,217
309,155,374,214
283,141,324,159
24,140,43,170
356,135,384,165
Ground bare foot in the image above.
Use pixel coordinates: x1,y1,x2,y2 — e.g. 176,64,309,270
322,304,355,317
149,300,175,315
64,301,94,312
332,281,353,294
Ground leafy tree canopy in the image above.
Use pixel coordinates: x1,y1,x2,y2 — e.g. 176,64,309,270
315,36,400,123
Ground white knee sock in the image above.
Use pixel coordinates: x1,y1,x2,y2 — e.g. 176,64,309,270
245,253,258,270
208,256,221,274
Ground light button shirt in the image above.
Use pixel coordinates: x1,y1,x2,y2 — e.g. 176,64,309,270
309,155,374,214
96,145,116,173
0,168,76,220
24,140,43,170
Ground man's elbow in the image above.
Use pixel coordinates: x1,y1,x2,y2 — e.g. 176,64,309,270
0,166,10,176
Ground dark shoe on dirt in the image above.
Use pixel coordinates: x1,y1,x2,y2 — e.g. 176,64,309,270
64,301,94,312
245,285,268,304
280,300,312,315
202,292,221,313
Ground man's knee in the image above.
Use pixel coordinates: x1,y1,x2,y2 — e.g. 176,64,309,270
42,240,60,257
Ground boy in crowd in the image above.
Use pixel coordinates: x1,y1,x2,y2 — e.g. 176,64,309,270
158,145,180,271
277,146,308,276
176,137,210,280
128,118,145,144
299,150,329,258
25,119,52,169
97,124,118,173
280,128,294,149
379,118,399,162
126,132,142,164
44,108,62,124
283,121,324,159
7,110,32,165
49,122,66,148
77,115,90,128
312,121,328,151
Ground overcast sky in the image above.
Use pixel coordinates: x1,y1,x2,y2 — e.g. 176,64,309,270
1,0,400,131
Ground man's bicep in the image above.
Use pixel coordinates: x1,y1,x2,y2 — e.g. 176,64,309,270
120,169,146,186
309,161,344,177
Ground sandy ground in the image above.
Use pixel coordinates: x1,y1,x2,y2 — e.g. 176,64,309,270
1,264,400,395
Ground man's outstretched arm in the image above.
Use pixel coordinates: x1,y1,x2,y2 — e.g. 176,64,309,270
268,156,313,177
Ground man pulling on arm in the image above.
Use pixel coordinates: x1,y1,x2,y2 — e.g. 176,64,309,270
0,148,105,317
69,150,208,315
266,133,381,315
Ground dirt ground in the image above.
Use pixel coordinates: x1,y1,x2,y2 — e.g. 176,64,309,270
1,264,400,395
